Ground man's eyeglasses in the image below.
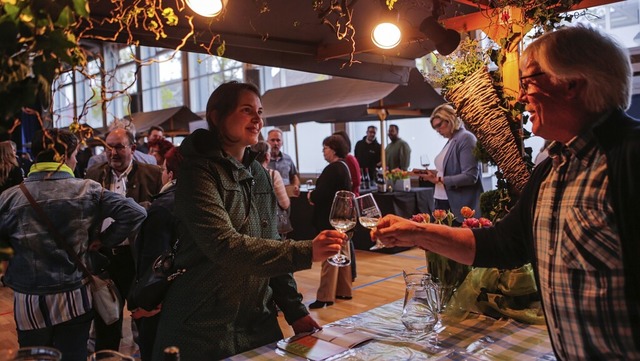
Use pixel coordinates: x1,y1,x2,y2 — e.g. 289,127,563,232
106,143,131,152
519,72,546,94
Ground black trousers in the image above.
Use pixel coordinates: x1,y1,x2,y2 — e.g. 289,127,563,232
94,245,135,352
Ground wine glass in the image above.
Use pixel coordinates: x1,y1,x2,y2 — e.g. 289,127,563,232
327,190,357,267
356,193,384,250
420,154,431,168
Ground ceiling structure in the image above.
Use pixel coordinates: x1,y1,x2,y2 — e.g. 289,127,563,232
81,0,619,86
82,0,480,85
262,68,444,126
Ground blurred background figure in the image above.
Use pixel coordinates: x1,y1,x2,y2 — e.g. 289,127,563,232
354,125,381,189
307,134,353,309
131,146,183,361
416,104,483,224
0,129,145,361
147,139,175,166
0,141,23,194
138,126,165,154
267,128,300,195
332,131,361,196
252,141,290,210
385,124,411,171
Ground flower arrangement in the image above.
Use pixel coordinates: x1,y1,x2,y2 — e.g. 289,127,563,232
411,207,492,311
384,168,410,181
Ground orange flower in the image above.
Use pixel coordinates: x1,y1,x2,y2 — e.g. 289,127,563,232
432,209,447,223
460,206,475,219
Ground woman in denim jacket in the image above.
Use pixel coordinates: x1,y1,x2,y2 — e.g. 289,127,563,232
0,129,146,360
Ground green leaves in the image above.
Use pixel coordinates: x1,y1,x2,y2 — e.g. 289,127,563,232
0,0,88,122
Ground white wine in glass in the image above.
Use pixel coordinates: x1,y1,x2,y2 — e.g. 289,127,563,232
327,190,357,267
356,193,384,250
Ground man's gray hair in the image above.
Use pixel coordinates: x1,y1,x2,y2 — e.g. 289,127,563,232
521,24,631,112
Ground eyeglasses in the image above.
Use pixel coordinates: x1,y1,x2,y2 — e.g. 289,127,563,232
432,119,448,130
106,143,131,152
519,72,546,94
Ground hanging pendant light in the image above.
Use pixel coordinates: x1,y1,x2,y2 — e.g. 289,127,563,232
372,6,402,50
372,22,402,49
186,0,226,17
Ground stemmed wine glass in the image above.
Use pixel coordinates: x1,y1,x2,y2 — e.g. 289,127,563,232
356,193,384,250
327,190,357,267
420,154,431,169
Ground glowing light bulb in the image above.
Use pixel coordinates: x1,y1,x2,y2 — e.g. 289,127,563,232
372,22,401,49
186,0,225,17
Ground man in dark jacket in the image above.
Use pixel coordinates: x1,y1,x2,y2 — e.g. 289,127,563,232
354,125,381,188
85,128,163,352
373,26,640,360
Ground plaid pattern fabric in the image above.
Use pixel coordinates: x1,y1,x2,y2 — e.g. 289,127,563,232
229,300,555,360
534,133,639,360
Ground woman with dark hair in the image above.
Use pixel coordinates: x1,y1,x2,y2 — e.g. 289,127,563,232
332,130,361,196
307,134,353,309
0,141,22,194
0,129,146,360
131,146,184,361
152,82,345,360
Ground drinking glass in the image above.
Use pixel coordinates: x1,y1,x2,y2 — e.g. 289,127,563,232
420,154,431,168
356,193,383,250
87,350,135,361
327,190,357,267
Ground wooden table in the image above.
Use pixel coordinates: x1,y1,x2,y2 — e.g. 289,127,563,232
229,299,555,360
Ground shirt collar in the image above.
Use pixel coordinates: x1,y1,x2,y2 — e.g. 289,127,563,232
549,112,610,170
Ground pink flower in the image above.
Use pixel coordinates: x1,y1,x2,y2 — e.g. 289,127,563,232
461,218,480,228
410,213,431,223
478,217,493,228
460,206,475,219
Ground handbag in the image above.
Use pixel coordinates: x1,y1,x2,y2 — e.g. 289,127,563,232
19,183,121,325
129,239,185,311
271,170,293,235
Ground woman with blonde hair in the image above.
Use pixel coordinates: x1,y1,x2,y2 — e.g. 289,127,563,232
415,103,483,223
0,141,23,194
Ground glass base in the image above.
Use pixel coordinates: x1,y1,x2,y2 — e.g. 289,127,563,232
369,243,384,251
327,255,351,267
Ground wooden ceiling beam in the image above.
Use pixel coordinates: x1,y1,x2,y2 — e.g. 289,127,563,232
442,0,622,33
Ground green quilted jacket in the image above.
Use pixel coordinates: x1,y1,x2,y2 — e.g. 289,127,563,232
152,129,314,360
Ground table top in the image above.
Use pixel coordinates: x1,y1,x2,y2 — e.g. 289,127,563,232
228,300,555,360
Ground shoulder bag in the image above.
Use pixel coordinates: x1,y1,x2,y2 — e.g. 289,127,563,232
129,238,185,311
19,183,121,325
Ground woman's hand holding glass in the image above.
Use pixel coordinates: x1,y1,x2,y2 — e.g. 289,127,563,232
356,193,384,250
311,230,347,262
327,190,357,267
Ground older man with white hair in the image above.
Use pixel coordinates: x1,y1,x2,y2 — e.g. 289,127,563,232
374,25,640,360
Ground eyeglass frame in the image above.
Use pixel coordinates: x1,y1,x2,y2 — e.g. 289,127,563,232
519,72,546,94
431,118,449,130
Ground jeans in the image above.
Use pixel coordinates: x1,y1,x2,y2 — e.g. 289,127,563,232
17,310,94,361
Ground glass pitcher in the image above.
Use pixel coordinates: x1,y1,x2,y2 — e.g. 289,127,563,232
401,271,440,333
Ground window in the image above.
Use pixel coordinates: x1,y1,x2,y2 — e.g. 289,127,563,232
188,54,243,113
